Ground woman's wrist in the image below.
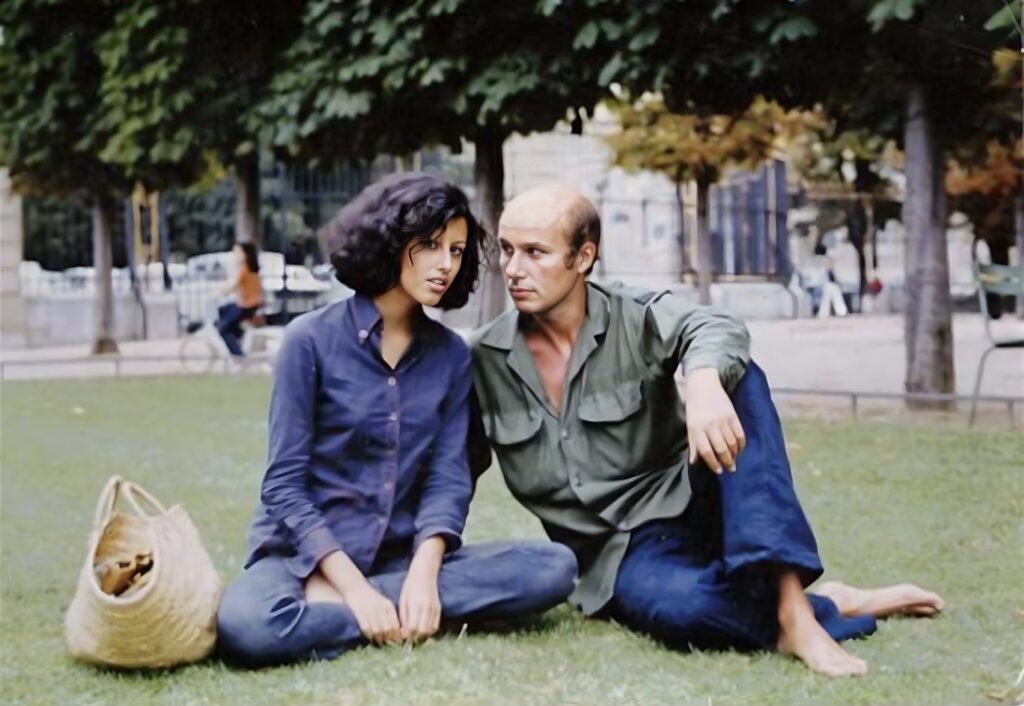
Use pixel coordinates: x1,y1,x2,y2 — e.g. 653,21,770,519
320,550,372,597
408,536,446,578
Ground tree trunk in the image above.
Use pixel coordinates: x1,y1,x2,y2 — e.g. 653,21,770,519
91,193,119,354
674,177,691,272
848,198,868,297
1017,192,1024,319
473,128,509,324
234,152,261,247
695,174,713,306
902,85,954,408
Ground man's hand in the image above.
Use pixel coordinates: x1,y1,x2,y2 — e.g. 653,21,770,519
340,580,403,646
685,367,746,473
398,536,445,645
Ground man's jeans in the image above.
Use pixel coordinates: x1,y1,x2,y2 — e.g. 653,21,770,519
608,361,877,650
217,541,577,667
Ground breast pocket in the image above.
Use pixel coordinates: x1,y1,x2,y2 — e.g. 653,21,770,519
577,379,644,475
486,408,564,497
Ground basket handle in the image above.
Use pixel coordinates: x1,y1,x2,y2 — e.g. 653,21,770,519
121,481,168,517
91,475,125,530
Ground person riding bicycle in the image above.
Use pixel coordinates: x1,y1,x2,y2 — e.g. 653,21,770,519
215,243,264,357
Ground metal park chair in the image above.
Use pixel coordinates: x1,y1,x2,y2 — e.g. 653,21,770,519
969,263,1024,426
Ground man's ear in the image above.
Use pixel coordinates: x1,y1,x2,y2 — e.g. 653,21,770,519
576,242,598,274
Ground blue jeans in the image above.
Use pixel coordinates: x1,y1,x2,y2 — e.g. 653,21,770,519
217,540,577,667
215,304,257,357
608,361,877,651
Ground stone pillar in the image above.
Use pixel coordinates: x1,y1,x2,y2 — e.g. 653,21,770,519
0,169,26,349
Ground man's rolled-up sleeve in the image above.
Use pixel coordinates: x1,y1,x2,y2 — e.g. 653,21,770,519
647,293,751,392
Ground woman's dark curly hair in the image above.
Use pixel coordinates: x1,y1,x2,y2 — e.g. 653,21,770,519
322,172,486,310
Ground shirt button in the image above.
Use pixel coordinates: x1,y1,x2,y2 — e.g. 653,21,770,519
388,413,398,422
378,516,387,525
561,429,570,440
387,376,397,386
383,480,394,491
358,329,369,342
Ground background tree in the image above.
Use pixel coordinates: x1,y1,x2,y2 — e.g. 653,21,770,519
0,0,127,353
604,95,819,304
256,0,614,321
580,0,1017,405
90,0,303,247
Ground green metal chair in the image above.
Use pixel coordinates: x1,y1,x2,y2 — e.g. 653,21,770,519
969,263,1024,426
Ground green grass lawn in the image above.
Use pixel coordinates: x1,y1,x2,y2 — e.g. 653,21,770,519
2,376,1022,706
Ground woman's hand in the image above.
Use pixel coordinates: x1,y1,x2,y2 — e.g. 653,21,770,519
341,580,403,646
685,367,746,473
398,536,445,644
318,550,402,645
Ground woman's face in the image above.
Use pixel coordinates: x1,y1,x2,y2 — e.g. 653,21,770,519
398,216,468,307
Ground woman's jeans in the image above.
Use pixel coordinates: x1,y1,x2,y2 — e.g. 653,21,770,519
217,540,577,667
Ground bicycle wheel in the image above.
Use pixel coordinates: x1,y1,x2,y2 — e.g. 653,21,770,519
178,330,220,374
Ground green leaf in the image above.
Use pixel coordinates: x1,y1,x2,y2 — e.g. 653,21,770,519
573,21,599,49
627,26,659,51
985,3,1022,32
420,62,447,86
867,0,922,31
769,16,817,44
537,0,561,17
428,0,460,16
598,53,623,86
599,20,623,41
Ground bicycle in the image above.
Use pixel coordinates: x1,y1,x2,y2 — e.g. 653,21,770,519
178,313,283,374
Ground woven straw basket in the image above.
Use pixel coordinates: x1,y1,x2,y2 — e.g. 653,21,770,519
65,476,222,668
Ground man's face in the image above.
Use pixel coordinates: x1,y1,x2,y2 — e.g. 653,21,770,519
498,221,587,316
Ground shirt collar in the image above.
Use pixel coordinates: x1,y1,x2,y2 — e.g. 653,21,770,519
350,292,438,348
477,281,610,351
350,293,384,343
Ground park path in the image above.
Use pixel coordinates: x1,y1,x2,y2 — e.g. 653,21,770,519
3,313,1021,406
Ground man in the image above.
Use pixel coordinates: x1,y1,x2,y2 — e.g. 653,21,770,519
468,184,943,677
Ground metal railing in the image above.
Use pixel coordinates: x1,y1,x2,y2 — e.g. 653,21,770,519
1,355,1019,428
771,387,1021,428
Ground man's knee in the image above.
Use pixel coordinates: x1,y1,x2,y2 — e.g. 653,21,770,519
736,360,768,392
544,543,578,598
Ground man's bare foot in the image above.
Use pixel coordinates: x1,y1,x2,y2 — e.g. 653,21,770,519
777,570,867,677
777,605,869,677
814,581,944,619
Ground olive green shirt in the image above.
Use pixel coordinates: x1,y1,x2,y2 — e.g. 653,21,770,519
468,282,751,615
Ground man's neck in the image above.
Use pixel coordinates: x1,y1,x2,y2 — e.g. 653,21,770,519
525,279,589,350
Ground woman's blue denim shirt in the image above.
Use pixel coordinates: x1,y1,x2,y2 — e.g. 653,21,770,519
245,294,473,578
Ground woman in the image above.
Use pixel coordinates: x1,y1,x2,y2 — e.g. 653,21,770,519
216,242,263,356
216,173,577,667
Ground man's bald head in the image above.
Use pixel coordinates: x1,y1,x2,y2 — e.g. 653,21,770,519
501,183,601,274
